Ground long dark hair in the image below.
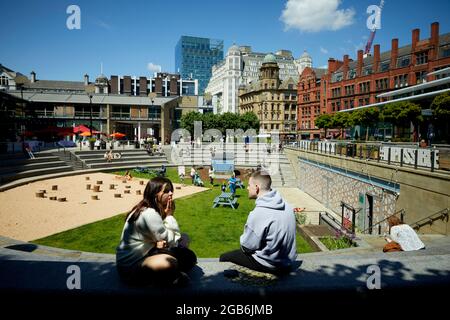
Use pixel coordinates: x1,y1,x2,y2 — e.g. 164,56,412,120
125,177,174,222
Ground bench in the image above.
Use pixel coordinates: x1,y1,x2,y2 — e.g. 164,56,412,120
212,192,238,209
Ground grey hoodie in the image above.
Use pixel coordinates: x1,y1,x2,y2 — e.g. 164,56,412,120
240,189,297,269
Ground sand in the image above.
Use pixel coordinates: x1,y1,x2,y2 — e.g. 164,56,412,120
0,173,208,241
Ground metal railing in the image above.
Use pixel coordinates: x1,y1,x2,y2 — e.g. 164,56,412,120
410,208,449,232
360,208,406,235
288,141,444,172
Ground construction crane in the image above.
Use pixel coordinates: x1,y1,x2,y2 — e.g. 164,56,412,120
364,0,385,55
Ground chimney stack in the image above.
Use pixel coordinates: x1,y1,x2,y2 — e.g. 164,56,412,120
373,45,380,73
84,74,89,86
390,39,399,69
343,55,349,80
430,22,440,60
327,58,337,73
357,50,364,77
412,28,420,50
30,71,36,83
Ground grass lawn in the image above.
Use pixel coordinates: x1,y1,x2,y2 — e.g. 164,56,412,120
33,168,314,257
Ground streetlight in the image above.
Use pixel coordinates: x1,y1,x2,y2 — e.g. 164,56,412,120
88,94,93,137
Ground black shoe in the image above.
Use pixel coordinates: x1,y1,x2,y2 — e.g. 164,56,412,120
172,272,190,287
223,269,239,278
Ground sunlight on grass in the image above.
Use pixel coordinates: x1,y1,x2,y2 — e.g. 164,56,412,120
33,169,314,257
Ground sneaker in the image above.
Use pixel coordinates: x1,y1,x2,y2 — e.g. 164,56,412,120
172,272,190,287
223,269,239,278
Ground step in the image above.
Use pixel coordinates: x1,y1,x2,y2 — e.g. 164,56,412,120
74,149,150,156
0,161,67,175
83,156,165,164
88,159,168,169
0,165,73,184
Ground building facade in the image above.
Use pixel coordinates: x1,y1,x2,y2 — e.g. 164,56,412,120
175,36,224,95
238,54,298,141
0,67,180,144
298,22,450,139
206,45,307,114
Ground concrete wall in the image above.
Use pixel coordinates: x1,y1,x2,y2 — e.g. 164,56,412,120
284,147,450,235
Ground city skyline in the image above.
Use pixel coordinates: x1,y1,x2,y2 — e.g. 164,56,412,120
1,0,450,81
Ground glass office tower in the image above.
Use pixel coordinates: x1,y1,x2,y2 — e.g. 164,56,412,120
175,36,224,94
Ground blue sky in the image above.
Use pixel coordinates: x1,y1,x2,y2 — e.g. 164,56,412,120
1,0,450,81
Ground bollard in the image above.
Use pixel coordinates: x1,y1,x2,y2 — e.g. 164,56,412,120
52,185,58,191
93,185,101,192
109,184,115,190
140,180,144,185
86,184,91,190
136,190,142,195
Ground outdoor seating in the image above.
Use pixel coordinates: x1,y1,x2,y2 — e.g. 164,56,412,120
212,192,238,209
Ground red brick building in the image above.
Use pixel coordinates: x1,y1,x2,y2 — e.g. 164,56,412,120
298,22,450,139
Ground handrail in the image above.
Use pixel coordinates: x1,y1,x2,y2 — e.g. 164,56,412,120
319,211,342,227
360,208,406,235
410,208,449,230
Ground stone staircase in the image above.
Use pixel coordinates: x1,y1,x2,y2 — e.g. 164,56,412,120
53,150,85,171
0,152,73,185
74,149,168,170
272,152,297,188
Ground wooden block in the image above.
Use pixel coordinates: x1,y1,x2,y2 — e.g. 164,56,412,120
52,185,58,191
125,185,131,189
140,180,144,185
49,196,57,200
57,197,66,202
39,189,46,194
136,190,142,195
122,180,127,183
109,184,115,190
176,186,181,190
36,192,45,198
124,190,130,194
114,194,121,198
85,177,90,180
93,185,100,192
96,181,103,185
91,195,99,200
86,184,91,190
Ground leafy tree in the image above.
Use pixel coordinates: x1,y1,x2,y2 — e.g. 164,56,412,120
239,112,260,131
314,114,333,138
218,112,240,135
180,111,203,136
431,92,450,118
381,101,423,139
350,107,380,141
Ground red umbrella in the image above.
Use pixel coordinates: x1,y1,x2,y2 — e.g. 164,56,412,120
110,132,126,139
73,125,91,133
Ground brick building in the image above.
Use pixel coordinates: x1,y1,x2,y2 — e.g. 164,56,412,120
298,22,450,139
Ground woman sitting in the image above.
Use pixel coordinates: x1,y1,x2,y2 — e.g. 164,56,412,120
116,177,197,286
384,216,425,252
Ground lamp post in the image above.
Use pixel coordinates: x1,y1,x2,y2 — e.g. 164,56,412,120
88,94,93,137
20,87,25,153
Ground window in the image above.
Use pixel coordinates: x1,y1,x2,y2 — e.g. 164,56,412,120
345,85,355,96
416,51,428,65
415,71,427,84
380,62,390,72
394,74,408,87
397,56,411,68
348,70,356,79
358,81,370,93
331,88,341,98
0,76,8,86
375,78,389,90
440,45,450,58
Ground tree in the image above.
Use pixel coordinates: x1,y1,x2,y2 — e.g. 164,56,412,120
218,112,240,135
331,112,352,139
431,92,450,118
239,112,260,131
314,114,333,138
350,107,380,141
180,111,203,136
381,101,423,140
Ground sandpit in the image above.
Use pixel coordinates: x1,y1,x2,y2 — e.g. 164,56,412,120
0,173,208,241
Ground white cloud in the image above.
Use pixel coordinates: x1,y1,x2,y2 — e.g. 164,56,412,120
147,62,162,73
320,47,329,54
281,0,355,32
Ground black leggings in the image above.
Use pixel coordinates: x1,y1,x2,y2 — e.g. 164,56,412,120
220,249,287,275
